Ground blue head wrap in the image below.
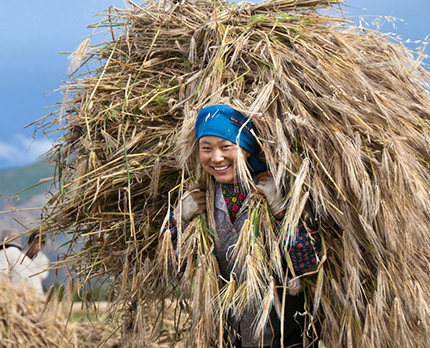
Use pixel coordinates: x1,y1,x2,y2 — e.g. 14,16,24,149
195,104,267,174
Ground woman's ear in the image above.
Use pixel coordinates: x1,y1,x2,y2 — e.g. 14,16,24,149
242,149,251,160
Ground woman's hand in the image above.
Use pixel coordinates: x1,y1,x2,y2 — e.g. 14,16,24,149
255,172,285,217
287,277,302,296
174,183,206,223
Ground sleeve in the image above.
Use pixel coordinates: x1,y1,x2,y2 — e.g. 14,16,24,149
162,211,190,253
0,250,9,276
4,248,34,284
276,218,321,272
31,252,50,281
288,220,320,272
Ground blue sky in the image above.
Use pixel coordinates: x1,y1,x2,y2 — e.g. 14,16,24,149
0,0,429,170
346,0,430,44
0,0,127,169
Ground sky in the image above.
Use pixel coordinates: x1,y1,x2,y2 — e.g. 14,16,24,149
0,0,128,169
0,0,429,170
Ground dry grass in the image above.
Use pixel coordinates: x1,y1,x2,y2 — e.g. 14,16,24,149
26,0,430,346
0,279,120,348
0,278,181,348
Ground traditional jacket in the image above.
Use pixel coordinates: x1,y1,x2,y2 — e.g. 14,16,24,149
165,177,320,347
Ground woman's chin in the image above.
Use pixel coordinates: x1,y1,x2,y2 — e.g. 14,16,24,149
212,174,236,184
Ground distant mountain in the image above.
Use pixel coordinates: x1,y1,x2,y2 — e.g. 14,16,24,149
0,159,55,203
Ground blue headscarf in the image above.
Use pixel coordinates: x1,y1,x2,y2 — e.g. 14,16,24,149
195,104,267,174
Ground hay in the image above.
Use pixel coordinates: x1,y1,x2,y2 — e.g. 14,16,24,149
30,0,430,346
0,279,120,348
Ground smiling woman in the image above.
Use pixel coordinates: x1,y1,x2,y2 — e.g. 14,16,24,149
167,104,321,347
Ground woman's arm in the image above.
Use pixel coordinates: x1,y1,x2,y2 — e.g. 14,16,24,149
284,219,320,272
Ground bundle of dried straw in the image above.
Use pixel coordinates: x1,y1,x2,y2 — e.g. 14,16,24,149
31,0,430,346
0,279,120,347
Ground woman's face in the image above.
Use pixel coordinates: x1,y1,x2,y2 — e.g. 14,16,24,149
199,136,249,184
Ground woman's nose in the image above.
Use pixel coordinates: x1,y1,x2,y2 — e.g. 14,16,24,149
211,149,223,162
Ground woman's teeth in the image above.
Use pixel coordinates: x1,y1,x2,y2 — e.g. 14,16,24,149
213,165,230,171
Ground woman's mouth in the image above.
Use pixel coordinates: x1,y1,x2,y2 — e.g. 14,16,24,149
212,165,231,172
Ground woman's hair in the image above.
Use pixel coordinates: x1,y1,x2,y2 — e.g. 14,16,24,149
28,232,45,246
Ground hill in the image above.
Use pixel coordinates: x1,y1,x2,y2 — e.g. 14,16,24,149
0,159,55,203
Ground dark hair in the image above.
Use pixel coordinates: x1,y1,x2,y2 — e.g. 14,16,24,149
28,232,45,246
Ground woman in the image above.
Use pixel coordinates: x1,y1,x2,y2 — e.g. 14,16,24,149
166,104,320,347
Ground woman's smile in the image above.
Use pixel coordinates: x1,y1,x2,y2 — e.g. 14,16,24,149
212,165,231,172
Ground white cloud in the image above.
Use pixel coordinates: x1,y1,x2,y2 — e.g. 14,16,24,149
0,134,53,168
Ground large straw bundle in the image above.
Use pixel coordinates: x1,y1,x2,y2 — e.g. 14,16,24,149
0,279,120,347
33,0,430,346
